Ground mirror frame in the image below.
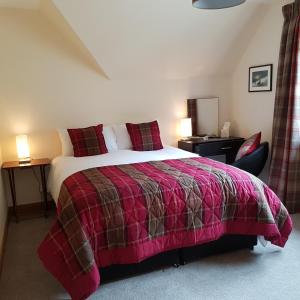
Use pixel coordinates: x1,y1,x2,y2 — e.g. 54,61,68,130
187,98,219,137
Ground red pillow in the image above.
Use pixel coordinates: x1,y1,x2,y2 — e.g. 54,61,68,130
126,121,163,151
67,124,108,157
235,132,261,161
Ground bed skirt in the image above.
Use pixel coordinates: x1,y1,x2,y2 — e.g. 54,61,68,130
101,234,257,282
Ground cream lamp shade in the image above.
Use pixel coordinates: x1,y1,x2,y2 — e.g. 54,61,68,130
180,118,192,138
16,134,31,163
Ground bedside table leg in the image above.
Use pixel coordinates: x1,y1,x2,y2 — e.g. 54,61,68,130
40,166,48,218
7,169,18,223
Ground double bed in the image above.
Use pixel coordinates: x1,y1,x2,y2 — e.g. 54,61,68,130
38,132,292,300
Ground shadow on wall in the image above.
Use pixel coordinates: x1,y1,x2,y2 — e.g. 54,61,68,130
0,8,106,79
40,0,109,78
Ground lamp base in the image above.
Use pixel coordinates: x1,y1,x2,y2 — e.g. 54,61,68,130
181,136,200,141
18,157,31,165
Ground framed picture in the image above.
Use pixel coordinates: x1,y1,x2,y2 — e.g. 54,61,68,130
249,64,273,92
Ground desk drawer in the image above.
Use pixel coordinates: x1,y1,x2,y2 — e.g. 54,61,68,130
195,140,243,163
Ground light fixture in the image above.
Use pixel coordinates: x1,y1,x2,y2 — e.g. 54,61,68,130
180,118,192,139
192,0,246,9
16,134,31,164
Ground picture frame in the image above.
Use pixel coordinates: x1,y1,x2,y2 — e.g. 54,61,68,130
248,64,273,92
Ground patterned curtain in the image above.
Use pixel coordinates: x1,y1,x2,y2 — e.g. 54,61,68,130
269,0,300,213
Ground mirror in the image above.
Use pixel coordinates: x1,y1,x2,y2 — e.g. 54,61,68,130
187,98,219,137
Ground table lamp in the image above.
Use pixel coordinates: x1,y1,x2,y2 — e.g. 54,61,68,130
16,134,31,164
180,118,192,140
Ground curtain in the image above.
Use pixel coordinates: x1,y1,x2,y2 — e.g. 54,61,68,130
269,0,300,213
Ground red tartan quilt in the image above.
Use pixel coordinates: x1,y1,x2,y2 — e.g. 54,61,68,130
38,157,292,300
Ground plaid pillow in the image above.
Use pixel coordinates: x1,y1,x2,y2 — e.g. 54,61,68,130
235,132,261,161
67,125,108,157
126,121,163,151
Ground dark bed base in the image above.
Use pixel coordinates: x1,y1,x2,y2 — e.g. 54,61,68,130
101,235,257,282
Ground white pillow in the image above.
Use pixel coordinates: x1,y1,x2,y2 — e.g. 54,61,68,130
112,124,133,150
103,126,118,152
57,126,118,156
57,129,73,156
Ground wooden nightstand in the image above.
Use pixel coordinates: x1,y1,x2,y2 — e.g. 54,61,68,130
2,158,51,222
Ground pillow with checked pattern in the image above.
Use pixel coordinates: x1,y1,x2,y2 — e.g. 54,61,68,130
235,132,261,161
67,124,108,157
126,121,163,151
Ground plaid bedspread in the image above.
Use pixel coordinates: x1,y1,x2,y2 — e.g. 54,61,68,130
38,157,292,300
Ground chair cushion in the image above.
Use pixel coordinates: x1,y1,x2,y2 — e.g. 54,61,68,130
67,124,108,157
126,121,163,151
235,132,261,161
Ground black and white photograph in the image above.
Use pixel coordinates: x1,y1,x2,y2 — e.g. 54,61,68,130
249,64,273,92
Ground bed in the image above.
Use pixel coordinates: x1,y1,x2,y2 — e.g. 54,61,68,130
38,145,292,300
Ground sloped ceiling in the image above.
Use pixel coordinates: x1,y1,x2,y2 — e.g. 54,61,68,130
50,0,277,80
1,0,281,80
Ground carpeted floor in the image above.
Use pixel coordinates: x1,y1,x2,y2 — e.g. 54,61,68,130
1,215,300,300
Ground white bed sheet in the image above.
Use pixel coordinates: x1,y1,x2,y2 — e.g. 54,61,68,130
48,146,198,203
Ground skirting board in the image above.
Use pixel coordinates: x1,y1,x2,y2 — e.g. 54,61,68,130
0,211,9,278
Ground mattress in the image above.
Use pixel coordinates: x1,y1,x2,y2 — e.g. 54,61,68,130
48,146,198,202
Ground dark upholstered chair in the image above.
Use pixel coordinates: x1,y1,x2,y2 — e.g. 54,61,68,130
231,142,269,177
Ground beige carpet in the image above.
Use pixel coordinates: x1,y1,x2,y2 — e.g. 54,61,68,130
0,215,300,300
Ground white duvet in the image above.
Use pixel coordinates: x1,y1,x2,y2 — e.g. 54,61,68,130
48,146,198,203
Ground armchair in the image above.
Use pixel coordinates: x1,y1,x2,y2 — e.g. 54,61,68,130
231,142,269,177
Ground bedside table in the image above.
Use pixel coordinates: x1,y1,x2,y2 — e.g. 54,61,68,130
2,158,51,222
178,137,245,164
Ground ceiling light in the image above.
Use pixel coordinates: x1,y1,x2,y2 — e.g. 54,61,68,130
192,0,246,9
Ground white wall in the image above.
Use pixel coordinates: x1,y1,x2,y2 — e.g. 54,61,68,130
230,1,284,181
0,9,231,204
231,2,283,143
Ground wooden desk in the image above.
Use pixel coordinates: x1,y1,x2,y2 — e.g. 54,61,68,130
178,137,244,164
